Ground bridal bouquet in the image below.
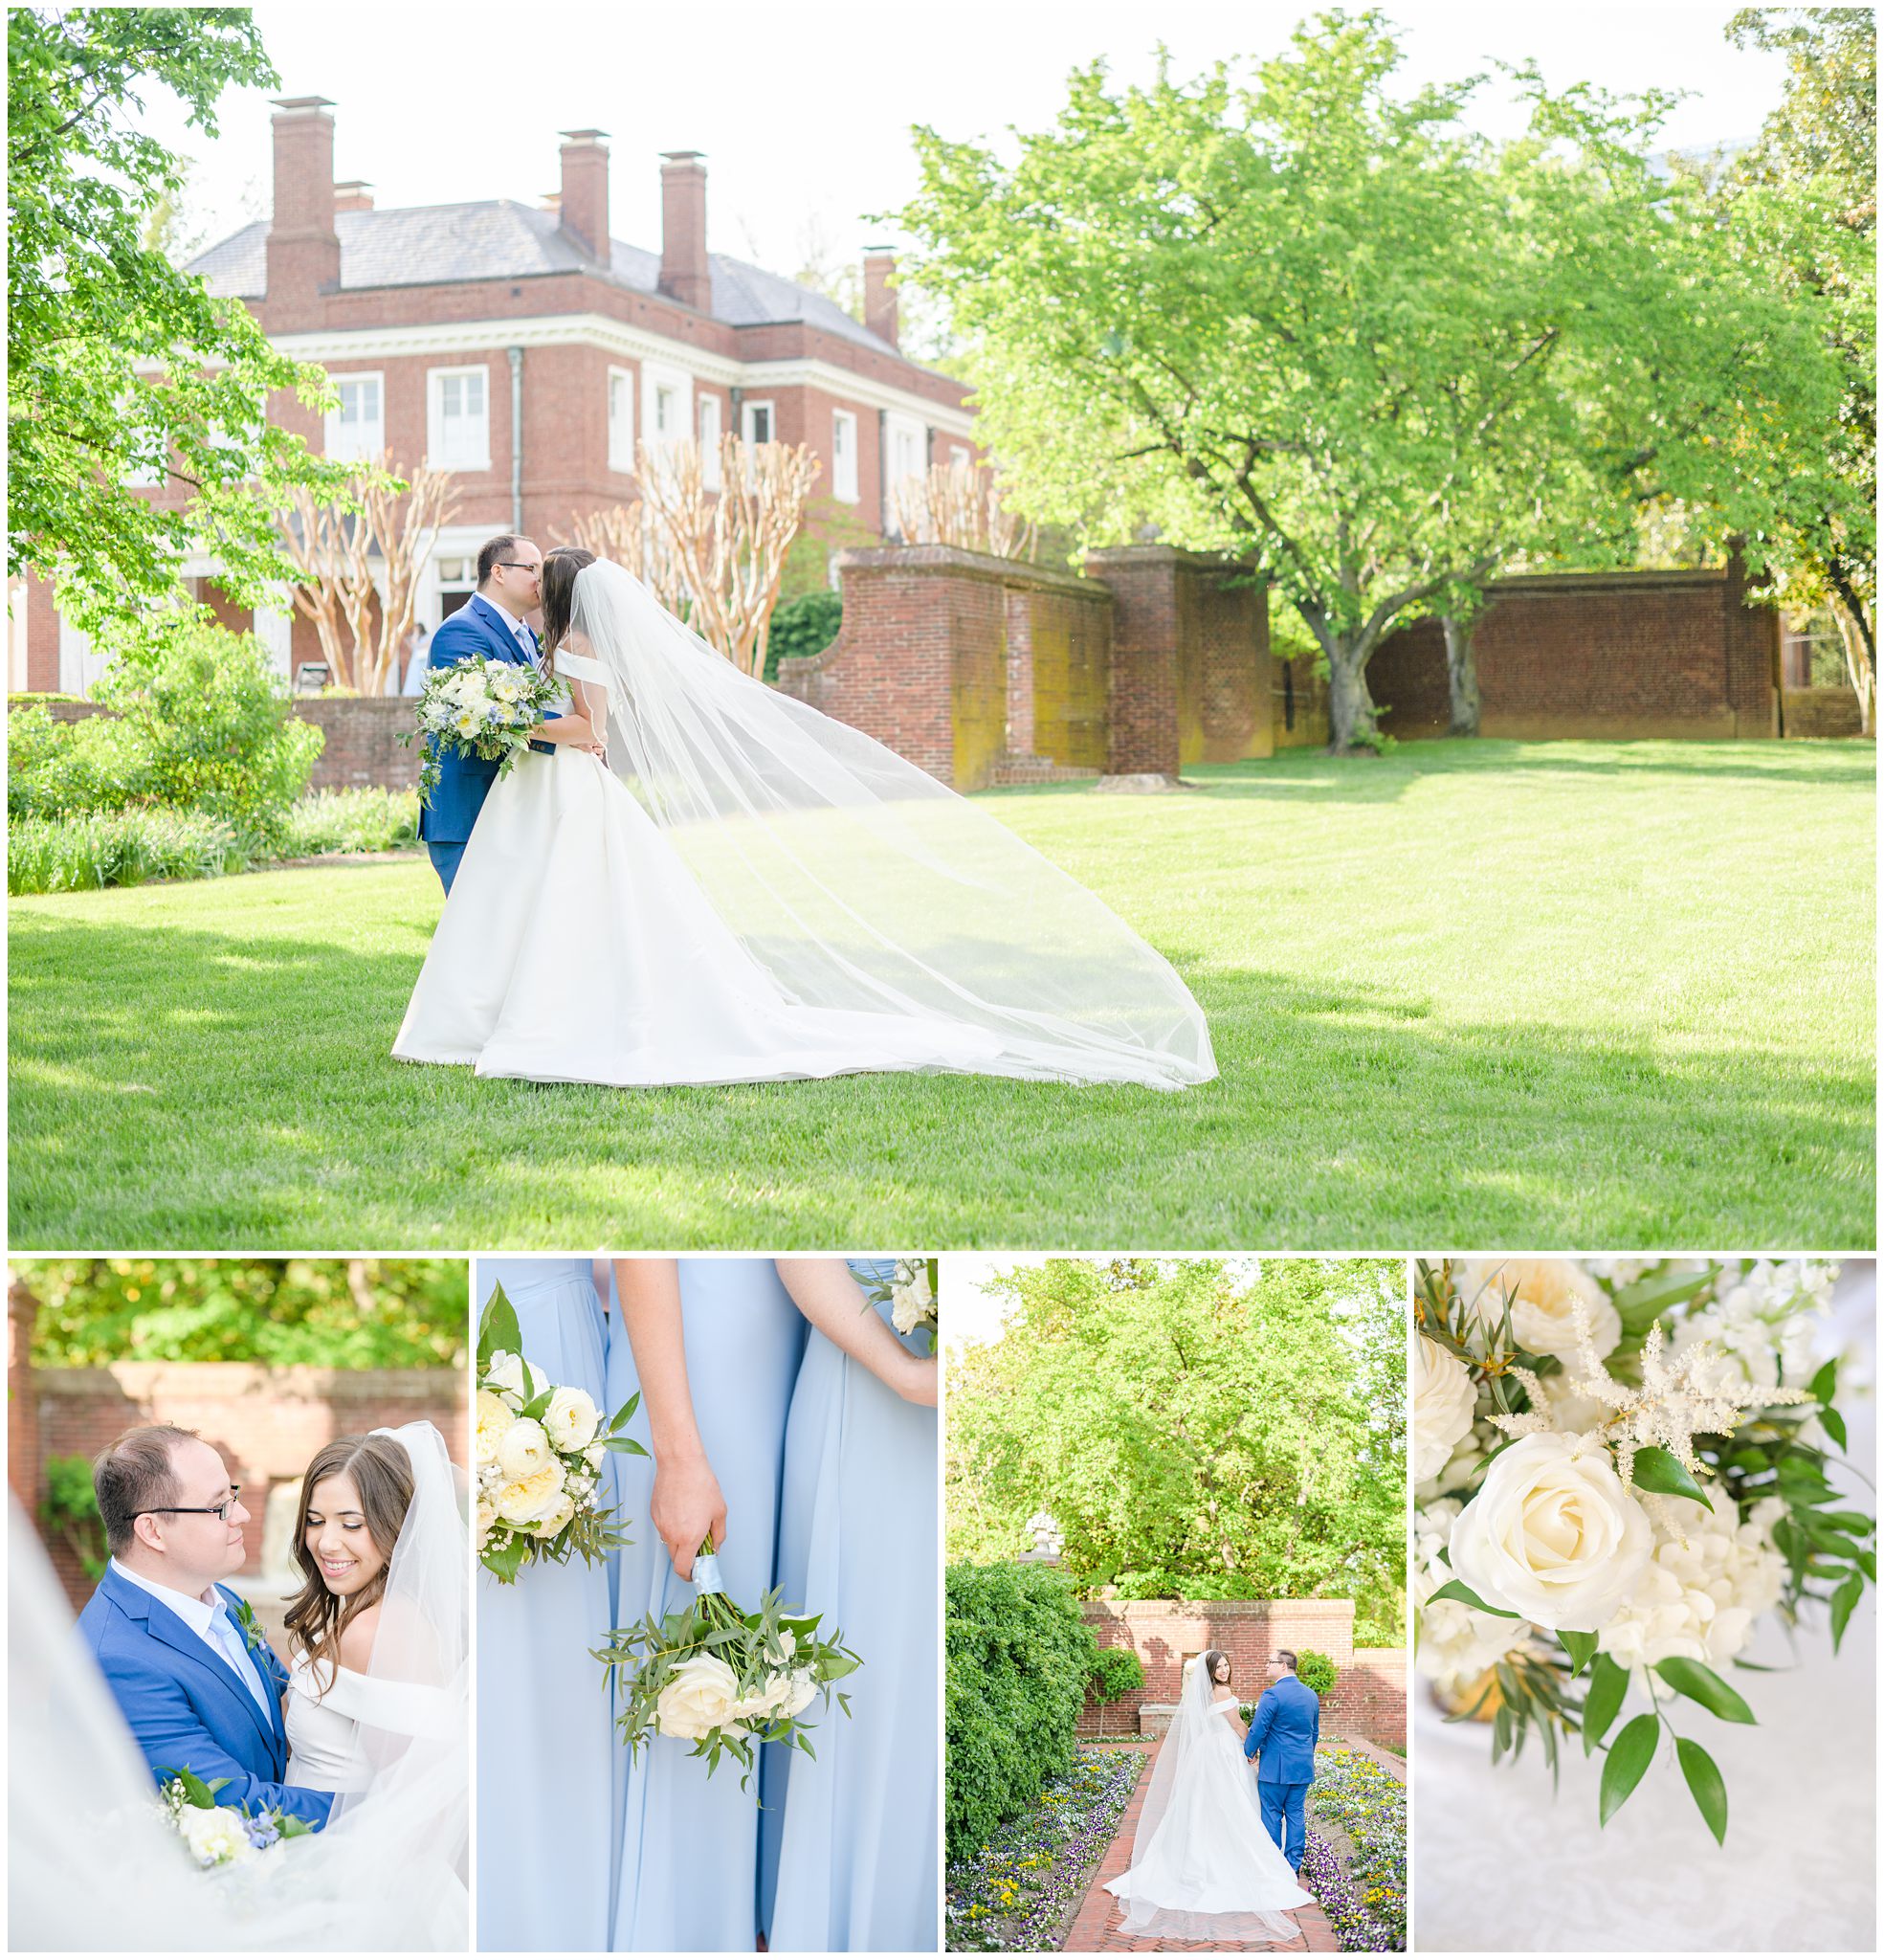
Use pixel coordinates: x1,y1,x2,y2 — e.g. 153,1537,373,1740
399,654,562,804
1413,1258,1874,1845
593,1535,862,1790
158,1771,313,1869
476,1285,649,1583
862,1256,939,1351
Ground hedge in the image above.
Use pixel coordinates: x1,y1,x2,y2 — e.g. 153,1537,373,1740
946,1560,1097,1864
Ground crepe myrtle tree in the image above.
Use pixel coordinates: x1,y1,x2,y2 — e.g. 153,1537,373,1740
898,11,1841,750
8,8,355,644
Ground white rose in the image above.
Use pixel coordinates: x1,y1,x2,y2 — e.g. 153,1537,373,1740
528,1492,576,1539
485,1349,530,1404
583,1440,608,1473
654,1654,743,1740
544,1385,601,1453
498,1417,553,1481
178,1803,253,1867
1450,1432,1652,1630
475,1389,513,1466
1412,1336,1478,1484
1455,1258,1621,1361
497,1459,565,1525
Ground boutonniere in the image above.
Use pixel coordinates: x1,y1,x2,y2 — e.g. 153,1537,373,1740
230,1594,269,1657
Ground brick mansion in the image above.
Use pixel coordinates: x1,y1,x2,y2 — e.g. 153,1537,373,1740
13,95,975,695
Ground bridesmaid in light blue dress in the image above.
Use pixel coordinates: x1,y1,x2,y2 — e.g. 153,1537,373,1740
759,1258,940,1952
605,1258,808,1953
477,1258,615,1952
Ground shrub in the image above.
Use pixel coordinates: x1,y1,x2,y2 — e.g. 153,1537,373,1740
276,787,420,858
1087,1642,1144,1737
95,619,322,838
765,589,843,679
1109,1568,1252,1600
37,1454,107,1580
1296,1649,1339,1695
8,702,154,818
946,1561,1097,1864
8,808,248,894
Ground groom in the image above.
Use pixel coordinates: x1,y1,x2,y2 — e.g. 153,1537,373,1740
418,532,597,894
75,1424,333,1829
1243,1647,1319,1873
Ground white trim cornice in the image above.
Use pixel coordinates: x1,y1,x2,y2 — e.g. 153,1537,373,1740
261,312,975,437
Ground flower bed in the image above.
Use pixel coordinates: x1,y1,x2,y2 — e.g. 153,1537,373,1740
1301,1744,1407,1951
945,1742,1140,1951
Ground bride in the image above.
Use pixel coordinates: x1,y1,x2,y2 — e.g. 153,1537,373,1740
1104,1651,1313,1945
8,1421,467,1951
391,548,1216,1090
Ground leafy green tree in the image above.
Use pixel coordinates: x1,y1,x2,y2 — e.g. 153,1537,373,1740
19,1258,467,1368
8,8,352,640
945,1258,1406,1638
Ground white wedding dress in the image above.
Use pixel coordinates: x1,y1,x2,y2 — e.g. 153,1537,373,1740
391,559,1216,1090
1104,1660,1313,1945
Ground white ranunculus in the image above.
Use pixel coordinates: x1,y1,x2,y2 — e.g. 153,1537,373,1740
891,1261,935,1336
178,1803,253,1867
496,1459,565,1526
475,1389,513,1466
583,1440,608,1473
1413,1337,1479,1484
528,1492,576,1540
544,1385,601,1453
475,1498,497,1552
484,1349,529,1405
654,1654,743,1740
1449,1432,1652,1630
1455,1258,1621,1361
498,1417,553,1481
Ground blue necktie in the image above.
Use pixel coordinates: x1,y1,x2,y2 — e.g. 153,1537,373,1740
209,1605,274,1720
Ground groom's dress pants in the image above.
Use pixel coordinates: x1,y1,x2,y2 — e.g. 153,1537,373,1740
1259,1778,1309,1870
429,839,467,894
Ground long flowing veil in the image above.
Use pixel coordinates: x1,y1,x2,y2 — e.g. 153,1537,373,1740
6,1423,468,1952
566,558,1218,1089
1125,1650,1218,1871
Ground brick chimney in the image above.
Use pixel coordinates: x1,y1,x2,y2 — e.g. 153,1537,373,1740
658,150,711,313
265,97,341,317
333,179,373,212
863,247,899,349
558,128,610,261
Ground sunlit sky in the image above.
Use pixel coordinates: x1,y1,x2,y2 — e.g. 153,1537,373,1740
134,3,1788,276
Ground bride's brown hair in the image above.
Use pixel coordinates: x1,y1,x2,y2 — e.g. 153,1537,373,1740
538,545,596,673
283,1434,413,1690
1203,1648,1231,1687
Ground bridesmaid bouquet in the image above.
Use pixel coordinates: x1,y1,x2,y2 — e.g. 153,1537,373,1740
1413,1258,1874,1845
477,1285,649,1584
862,1256,939,1351
158,1770,313,1869
593,1535,862,1790
399,654,563,805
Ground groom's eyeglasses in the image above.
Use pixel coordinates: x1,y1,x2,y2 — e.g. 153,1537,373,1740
495,563,541,575
138,1485,242,1523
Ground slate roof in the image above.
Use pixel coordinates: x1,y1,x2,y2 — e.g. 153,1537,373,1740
187,199,899,356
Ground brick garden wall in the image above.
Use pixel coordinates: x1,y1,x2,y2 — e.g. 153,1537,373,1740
1783,686,1869,738
1367,559,1781,740
1075,1598,1407,1748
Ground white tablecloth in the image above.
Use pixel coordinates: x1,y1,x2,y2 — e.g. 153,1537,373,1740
1414,1262,1877,1952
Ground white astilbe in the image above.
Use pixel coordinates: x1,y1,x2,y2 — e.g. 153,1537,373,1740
1413,1501,1533,1692
1597,1490,1787,1677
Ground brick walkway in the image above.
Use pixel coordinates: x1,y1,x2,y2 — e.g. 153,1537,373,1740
1061,1749,1339,1953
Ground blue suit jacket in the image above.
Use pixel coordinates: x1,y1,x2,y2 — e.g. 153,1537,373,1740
75,1566,334,1830
1244,1672,1320,1785
417,592,557,845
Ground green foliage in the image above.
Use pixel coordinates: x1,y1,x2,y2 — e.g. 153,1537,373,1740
765,590,844,679
947,1258,1406,1640
8,7,356,635
39,1452,108,1579
8,806,246,893
945,1561,1097,1862
19,1258,467,1368
275,788,419,858
7,703,153,818
1295,1648,1338,1695
1087,1643,1144,1704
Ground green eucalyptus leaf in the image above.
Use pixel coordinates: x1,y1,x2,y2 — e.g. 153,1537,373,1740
1807,1358,1838,1404
1820,1406,1848,1451
1598,1712,1660,1826
1581,1653,1629,1755
1655,1656,1757,1725
1630,1446,1710,1506
1675,1734,1728,1846
1829,1570,1864,1654
1560,1629,1597,1677
1428,1576,1521,1619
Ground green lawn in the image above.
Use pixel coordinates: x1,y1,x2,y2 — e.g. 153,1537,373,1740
9,740,1873,1249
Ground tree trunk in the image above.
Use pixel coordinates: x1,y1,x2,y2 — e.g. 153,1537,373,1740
1442,614,1480,737
1326,641,1384,754
1832,604,1875,736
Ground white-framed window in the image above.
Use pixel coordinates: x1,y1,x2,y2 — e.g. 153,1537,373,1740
608,366,635,474
947,441,972,472
831,408,859,502
886,414,926,492
427,365,490,472
698,393,723,490
640,362,693,468
326,372,385,463
741,398,775,447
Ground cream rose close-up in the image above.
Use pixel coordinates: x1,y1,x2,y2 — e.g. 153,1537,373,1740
497,1416,554,1481
475,1389,513,1466
543,1384,601,1453
1455,1258,1621,1361
527,1491,577,1540
655,1653,744,1741
497,1459,565,1526
1413,1336,1479,1484
177,1802,253,1867
1449,1432,1652,1630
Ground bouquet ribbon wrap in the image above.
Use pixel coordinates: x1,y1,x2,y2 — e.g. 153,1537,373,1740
691,1552,726,1594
